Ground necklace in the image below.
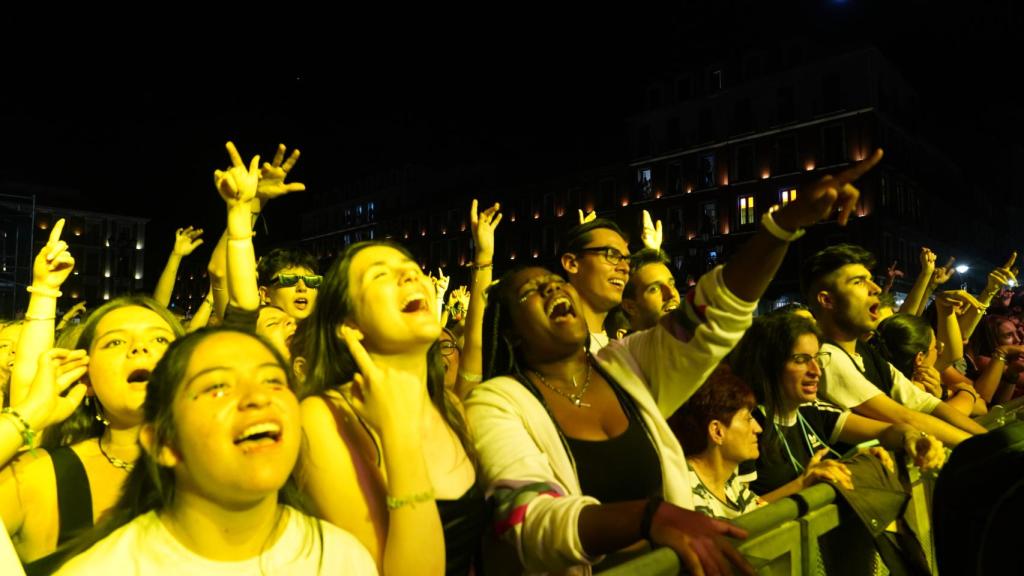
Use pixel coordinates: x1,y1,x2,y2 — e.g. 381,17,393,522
530,356,592,408
98,437,136,472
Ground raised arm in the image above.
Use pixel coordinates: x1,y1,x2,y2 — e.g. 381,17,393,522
720,149,884,303
916,257,956,315
899,248,936,315
457,199,501,399
960,252,1017,340
153,226,204,307
934,290,966,370
215,142,261,313
9,220,75,408
882,260,903,294
1,349,88,538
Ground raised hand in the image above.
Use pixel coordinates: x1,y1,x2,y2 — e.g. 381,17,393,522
919,247,937,272
340,326,427,434
214,141,260,206
641,209,663,251
931,257,956,287
470,199,502,264
904,431,945,471
935,290,968,316
172,226,205,256
802,448,854,490
434,268,450,297
32,218,75,291
983,252,1018,298
887,261,905,281
15,348,89,431
649,502,754,576
776,149,883,230
578,209,596,225
257,143,306,201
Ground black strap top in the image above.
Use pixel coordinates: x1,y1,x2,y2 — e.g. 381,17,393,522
23,446,94,576
436,483,488,576
563,397,663,504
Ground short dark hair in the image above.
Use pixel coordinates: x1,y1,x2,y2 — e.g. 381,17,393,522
800,244,876,311
624,248,671,298
257,247,319,287
672,366,756,455
560,218,629,258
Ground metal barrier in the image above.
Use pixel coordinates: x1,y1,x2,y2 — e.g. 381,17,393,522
598,401,1024,575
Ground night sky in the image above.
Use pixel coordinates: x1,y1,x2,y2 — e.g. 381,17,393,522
0,2,1020,284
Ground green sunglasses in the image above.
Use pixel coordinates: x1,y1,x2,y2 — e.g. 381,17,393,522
270,273,323,289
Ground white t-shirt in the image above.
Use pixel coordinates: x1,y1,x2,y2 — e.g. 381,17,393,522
820,343,941,414
55,506,377,576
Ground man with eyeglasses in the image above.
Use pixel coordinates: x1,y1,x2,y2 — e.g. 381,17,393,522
257,248,322,321
559,219,632,353
802,244,986,447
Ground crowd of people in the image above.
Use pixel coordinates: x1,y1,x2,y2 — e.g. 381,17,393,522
0,141,1014,575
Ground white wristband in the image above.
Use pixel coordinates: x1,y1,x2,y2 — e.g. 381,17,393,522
761,211,806,242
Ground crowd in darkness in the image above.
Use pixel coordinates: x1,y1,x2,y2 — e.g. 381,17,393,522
0,141,1017,575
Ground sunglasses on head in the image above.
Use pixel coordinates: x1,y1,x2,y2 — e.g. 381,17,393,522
270,273,323,289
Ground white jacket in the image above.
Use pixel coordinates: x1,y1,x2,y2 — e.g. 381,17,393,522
466,265,756,575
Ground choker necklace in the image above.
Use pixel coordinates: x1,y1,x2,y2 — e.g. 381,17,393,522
98,437,136,472
530,355,592,408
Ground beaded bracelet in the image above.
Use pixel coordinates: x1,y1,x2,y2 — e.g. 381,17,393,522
1,408,36,453
386,489,435,510
469,262,493,270
23,314,56,322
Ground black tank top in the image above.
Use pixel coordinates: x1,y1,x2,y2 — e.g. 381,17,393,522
436,483,487,576
24,446,94,576
563,389,663,504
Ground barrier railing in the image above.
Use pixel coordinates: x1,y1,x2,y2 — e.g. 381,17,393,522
599,401,1021,575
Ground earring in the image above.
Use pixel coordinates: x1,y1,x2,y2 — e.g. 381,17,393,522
93,401,110,427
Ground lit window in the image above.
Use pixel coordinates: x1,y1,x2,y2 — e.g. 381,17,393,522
780,188,797,207
738,195,755,226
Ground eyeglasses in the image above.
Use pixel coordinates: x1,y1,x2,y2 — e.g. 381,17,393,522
270,274,323,289
439,340,459,356
790,351,831,368
578,246,630,266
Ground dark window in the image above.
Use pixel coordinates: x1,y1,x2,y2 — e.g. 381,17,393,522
666,117,681,149
733,98,753,134
735,144,755,182
776,135,797,173
637,124,652,156
676,76,693,101
822,124,846,165
699,154,716,189
668,162,682,195
698,108,713,143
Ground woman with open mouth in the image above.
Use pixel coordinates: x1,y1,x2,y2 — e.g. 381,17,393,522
48,328,376,574
0,295,184,573
297,240,483,576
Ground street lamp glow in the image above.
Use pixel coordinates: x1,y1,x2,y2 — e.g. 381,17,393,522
955,265,970,274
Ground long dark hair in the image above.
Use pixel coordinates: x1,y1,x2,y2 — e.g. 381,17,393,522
300,240,474,458
51,328,322,572
729,313,821,464
41,295,185,450
876,313,933,379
